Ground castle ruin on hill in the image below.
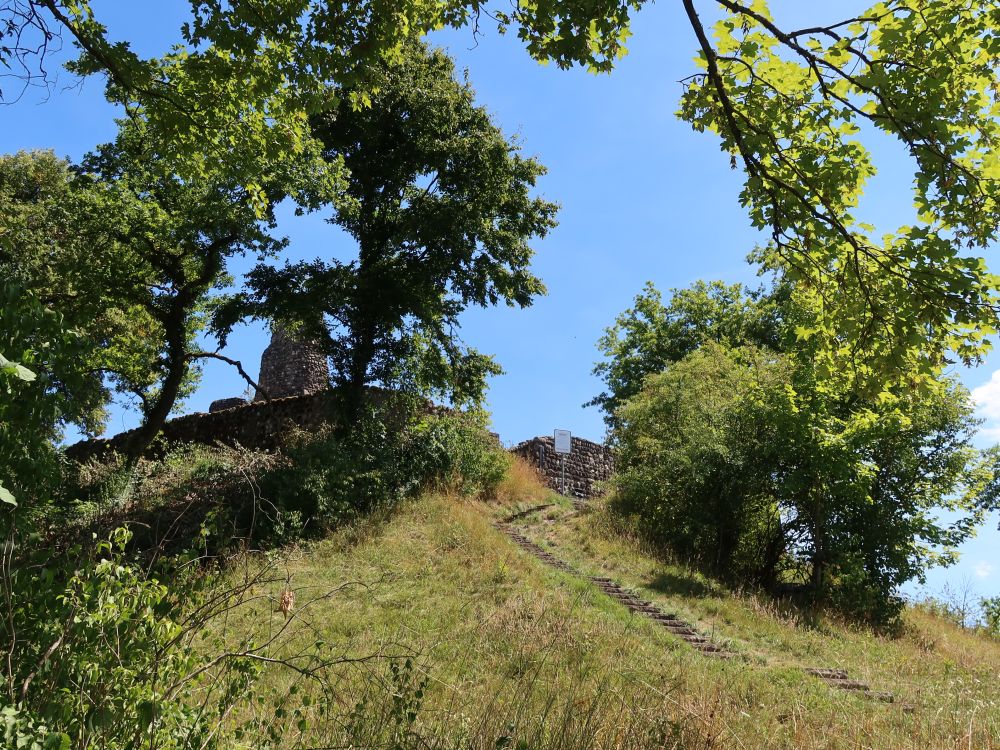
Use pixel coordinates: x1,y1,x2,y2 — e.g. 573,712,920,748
72,324,614,499
209,325,329,412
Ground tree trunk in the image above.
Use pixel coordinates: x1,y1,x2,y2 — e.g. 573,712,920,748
342,323,377,426
123,302,189,462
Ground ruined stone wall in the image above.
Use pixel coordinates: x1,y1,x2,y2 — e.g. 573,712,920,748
510,436,614,499
66,392,339,463
67,388,616,502
65,389,437,463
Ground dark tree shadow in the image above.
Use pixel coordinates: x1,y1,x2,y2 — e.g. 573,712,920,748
644,569,717,598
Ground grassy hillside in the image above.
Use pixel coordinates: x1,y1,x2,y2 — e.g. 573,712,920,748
206,466,1000,749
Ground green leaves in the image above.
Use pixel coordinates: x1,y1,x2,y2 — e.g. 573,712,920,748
236,41,556,411
0,354,36,383
679,0,1000,387
0,705,69,750
604,278,997,622
589,280,784,430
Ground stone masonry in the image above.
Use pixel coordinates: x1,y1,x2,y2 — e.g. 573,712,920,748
67,323,617,497
209,396,247,413
255,325,329,401
511,435,614,499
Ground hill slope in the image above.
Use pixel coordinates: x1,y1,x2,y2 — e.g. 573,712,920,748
218,489,1000,749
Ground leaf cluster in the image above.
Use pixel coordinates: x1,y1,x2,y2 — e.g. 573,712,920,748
678,0,1000,386
603,281,1000,622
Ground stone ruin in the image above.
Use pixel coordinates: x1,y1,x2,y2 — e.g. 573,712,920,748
209,324,329,412
511,435,615,500
89,325,617,500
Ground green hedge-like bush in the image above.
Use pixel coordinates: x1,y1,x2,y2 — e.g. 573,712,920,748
257,406,510,543
3,527,235,749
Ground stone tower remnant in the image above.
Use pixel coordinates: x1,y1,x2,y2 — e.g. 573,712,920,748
254,324,330,401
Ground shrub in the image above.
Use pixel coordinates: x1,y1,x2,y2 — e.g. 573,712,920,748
980,596,1000,636
258,406,510,542
493,455,552,507
614,344,789,587
408,410,510,500
3,527,229,749
3,517,362,750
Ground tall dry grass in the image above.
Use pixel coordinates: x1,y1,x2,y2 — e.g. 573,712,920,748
492,454,554,508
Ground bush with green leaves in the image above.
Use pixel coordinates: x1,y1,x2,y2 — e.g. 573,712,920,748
258,405,510,542
405,410,510,500
613,344,790,587
983,596,1000,637
3,515,366,750
3,527,230,749
613,340,998,624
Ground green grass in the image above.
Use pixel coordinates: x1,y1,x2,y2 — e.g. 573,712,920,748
197,483,1000,749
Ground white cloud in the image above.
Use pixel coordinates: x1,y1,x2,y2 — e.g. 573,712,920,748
974,561,994,579
971,370,1000,442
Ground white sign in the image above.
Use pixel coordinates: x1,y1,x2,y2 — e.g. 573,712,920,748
553,429,572,455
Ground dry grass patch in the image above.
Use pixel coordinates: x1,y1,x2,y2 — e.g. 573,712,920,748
493,454,554,509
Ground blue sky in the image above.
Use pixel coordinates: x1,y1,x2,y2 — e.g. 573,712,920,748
5,1,998,600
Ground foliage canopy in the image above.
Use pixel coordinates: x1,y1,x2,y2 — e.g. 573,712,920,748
604,283,1000,622
5,1,999,383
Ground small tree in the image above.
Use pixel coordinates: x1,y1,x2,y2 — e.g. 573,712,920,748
614,343,790,584
220,42,557,418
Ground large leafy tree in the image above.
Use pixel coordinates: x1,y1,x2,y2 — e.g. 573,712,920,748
0,151,135,433
1,135,284,465
615,341,998,622
0,0,639,216
219,42,557,418
0,150,159,499
0,285,94,507
605,283,1000,621
678,1,1000,385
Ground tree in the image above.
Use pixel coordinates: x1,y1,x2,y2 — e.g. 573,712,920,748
677,1,1000,387
1,135,284,465
219,41,557,418
0,0,638,219
588,280,784,431
615,339,997,622
605,282,1000,621
5,2,998,386
0,150,161,500
0,151,128,434
76,122,286,458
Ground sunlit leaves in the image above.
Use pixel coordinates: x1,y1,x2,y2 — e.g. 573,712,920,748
679,0,1000,389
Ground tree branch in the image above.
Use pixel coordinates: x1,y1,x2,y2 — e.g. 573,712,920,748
189,350,269,401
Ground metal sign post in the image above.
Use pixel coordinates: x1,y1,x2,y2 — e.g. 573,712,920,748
553,429,572,496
